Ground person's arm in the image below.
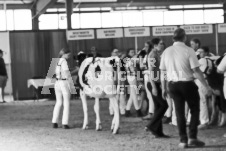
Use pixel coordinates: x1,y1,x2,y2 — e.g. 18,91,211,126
139,56,145,70
189,49,212,96
217,69,224,74
161,70,167,100
193,67,210,88
61,60,71,79
217,56,226,74
70,66,79,76
148,51,158,96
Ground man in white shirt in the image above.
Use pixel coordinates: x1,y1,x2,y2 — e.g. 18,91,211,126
217,55,226,138
160,28,212,148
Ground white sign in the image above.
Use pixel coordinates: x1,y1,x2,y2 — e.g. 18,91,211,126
218,24,226,33
152,26,178,36
180,25,213,34
67,30,95,40
124,27,150,37
96,28,123,39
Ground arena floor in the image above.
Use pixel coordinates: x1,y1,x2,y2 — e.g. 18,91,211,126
0,99,225,151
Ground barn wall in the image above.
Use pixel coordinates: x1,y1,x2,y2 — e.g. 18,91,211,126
9,24,226,99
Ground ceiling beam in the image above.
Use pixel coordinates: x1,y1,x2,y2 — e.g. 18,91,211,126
32,0,58,19
52,1,226,8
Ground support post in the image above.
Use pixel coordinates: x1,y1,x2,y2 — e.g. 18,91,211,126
65,0,73,30
215,24,219,55
135,37,138,53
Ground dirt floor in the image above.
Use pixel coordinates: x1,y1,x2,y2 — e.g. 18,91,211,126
0,99,225,151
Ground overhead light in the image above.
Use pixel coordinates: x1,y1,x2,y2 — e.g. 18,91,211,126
58,0,117,2
169,5,183,9
184,5,204,8
101,7,112,11
58,8,66,12
142,9,168,12
46,8,58,12
73,8,80,11
80,8,101,11
126,7,138,10
73,0,117,2
144,6,156,9
204,4,223,8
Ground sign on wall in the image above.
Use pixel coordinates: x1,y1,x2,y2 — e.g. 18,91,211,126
180,25,213,34
67,30,95,40
96,28,123,39
152,26,178,36
218,24,226,33
124,27,150,37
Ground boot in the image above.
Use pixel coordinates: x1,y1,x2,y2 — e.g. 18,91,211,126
136,109,143,117
125,110,131,117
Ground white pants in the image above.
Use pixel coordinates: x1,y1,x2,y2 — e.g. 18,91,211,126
165,95,173,118
144,74,154,114
224,78,226,99
52,80,71,125
187,80,209,124
126,75,140,110
171,102,177,126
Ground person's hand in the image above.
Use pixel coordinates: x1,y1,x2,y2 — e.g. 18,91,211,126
152,87,158,96
204,86,213,99
162,89,167,100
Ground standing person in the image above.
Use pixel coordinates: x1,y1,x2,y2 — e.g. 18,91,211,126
109,48,126,116
125,48,143,117
137,41,155,120
0,49,7,103
194,47,211,129
52,48,72,129
145,38,169,138
190,38,201,52
160,28,212,148
217,54,226,137
88,46,102,58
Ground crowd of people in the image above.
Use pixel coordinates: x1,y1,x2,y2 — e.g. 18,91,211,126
50,28,226,149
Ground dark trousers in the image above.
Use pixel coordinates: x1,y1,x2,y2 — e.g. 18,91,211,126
146,82,168,135
168,81,200,143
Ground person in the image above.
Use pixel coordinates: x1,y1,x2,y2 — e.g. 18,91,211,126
0,49,8,103
125,48,143,117
160,28,212,148
52,48,72,129
144,38,169,138
190,38,201,52
109,48,127,115
217,54,226,138
136,41,155,120
88,46,102,58
190,46,210,129
190,38,215,57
